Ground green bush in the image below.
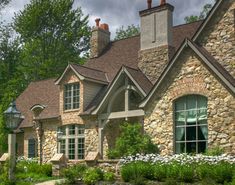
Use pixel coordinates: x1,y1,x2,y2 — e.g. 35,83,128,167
121,162,154,182
83,168,103,185
178,164,194,183
166,163,181,180
205,146,224,156
16,161,52,177
62,164,87,184
153,163,167,181
103,172,115,182
107,123,159,159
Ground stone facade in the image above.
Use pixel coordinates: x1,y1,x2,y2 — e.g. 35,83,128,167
138,45,174,83
144,48,235,155
198,0,235,77
41,120,59,162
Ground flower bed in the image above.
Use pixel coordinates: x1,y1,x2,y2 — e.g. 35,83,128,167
120,154,235,185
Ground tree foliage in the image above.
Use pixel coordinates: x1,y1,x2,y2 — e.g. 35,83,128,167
13,0,91,81
114,24,140,41
185,3,214,23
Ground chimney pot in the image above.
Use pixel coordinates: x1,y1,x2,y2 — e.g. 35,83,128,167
95,18,101,27
160,0,166,5
147,0,152,9
100,23,109,31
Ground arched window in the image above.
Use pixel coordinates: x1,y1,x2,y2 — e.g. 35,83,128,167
174,95,208,154
57,124,85,160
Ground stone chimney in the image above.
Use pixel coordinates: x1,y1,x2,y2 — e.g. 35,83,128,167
90,18,110,58
138,0,175,83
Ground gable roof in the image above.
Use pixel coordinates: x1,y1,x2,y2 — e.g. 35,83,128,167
16,78,60,128
84,21,202,81
192,0,223,41
91,66,153,115
140,39,235,108
55,64,109,85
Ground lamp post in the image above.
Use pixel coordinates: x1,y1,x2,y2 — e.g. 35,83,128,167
4,101,22,181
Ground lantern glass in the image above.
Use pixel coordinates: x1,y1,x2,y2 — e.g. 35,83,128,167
4,102,22,130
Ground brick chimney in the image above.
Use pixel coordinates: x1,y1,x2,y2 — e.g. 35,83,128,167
90,18,110,58
138,0,175,83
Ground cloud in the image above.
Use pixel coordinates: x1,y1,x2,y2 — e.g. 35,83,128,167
1,0,215,38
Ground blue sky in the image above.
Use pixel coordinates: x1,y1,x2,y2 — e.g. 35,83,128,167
1,0,215,38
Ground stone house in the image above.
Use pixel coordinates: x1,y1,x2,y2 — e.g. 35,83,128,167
12,0,234,163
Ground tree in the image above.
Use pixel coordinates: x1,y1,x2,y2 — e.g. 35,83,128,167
114,24,140,41
0,24,22,154
185,2,215,23
0,0,10,10
13,0,91,82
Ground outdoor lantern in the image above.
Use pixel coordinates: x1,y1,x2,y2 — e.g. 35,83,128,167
57,130,63,140
4,101,22,130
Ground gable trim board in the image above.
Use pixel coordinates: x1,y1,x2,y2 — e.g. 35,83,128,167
139,39,235,108
91,66,150,115
192,0,223,41
55,64,109,85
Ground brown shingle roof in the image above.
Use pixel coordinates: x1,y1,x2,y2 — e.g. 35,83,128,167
125,66,153,94
84,21,202,81
16,78,60,128
70,64,108,83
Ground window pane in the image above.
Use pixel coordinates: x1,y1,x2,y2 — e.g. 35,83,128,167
186,110,197,125
69,125,75,135
186,126,196,141
175,112,185,126
176,127,185,141
198,142,207,153
78,138,85,159
198,126,208,140
58,127,66,136
186,142,196,153
198,96,207,109
186,95,196,110
68,139,75,160
28,139,36,158
78,125,85,135
175,98,185,111
198,109,207,121
176,143,185,154
60,139,66,154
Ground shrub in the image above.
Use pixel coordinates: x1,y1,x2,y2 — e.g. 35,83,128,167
210,162,234,183
62,164,87,184
103,172,115,182
83,168,103,185
205,146,224,156
153,163,167,181
121,162,154,182
178,164,194,183
108,123,158,159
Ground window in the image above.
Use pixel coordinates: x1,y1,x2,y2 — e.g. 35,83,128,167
58,125,85,160
174,95,208,154
64,83,80,110
28,139,36,158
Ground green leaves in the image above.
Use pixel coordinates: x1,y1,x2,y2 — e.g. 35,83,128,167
114,24,140,41
13,0,91,81
107,123,159,159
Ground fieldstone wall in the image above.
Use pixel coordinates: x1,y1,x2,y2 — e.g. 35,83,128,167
41,120,60,162
198,0,235,77
138,45,174,83
144,48,235,155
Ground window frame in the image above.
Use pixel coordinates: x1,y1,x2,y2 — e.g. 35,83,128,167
174,95,208,154
58,124,85,160
64,83,80,111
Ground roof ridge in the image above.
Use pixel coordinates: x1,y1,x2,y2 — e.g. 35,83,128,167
31,77,57,83
173,20,203,28
71,63,107,74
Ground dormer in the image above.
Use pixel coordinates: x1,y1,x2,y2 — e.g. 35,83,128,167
55,64,108,124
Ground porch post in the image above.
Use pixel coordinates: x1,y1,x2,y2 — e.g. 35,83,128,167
98,119,104,158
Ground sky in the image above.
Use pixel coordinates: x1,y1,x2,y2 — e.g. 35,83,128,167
1,0,215,38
